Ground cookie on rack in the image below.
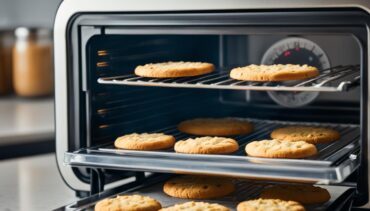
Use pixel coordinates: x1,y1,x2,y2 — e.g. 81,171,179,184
163,175,235,199
230,64,319,81
134,61,215,78
159,201,230,211
94,194,161,211
174,136,239,154
178,118,253,136
271,126,340,144
260,184,330,204
237,198,305,211
114,133,175,150
245,139,317,159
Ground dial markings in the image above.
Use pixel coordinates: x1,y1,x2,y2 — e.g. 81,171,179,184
261,37,330,107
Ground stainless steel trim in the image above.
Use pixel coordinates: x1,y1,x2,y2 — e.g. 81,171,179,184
97,65,359,92
64,150,359,184
366,23,370,209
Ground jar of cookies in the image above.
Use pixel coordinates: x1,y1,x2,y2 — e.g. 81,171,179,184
0,31,14,95
12,27,53,97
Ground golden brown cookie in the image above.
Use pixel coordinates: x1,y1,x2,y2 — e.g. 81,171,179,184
114,133,175,150
237,199,305,211
134,61,214,78
174,136,239,154
159,201,230,211
245,139,317,159
271,126,340,144
178,118,253,136
94,195,161,211
260,184,330,204
163,175,235,199
230,64,319,81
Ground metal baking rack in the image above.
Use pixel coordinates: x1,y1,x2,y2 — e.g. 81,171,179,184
97,65,360,92
63,174,354,211
64,119,360,183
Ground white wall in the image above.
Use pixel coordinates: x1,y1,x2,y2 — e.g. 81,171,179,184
0,0,61,29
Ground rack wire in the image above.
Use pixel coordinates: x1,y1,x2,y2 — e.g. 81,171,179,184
98,65,360,92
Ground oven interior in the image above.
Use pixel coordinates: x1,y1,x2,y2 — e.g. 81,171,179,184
61,11,369,210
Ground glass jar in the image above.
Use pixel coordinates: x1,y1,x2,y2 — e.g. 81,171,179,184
0,31,14,95
12,27,53,97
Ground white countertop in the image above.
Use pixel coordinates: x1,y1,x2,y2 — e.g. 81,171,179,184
0,97,54,145
0,154,77,211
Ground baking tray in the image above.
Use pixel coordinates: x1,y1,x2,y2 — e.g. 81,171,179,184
64,119,360,183
62,174,355,211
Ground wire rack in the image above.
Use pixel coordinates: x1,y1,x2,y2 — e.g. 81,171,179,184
65,119,360,183
97,119,359,163
111,181,351,211
98,65,360,92
64,174,353,211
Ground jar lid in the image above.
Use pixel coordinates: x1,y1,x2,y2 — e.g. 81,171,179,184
15,27,51,39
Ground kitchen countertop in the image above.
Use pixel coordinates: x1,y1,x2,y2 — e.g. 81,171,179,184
0,97,54,145
0,154,77,211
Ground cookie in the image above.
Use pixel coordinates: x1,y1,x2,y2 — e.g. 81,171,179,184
114,133,175,150
163,175,235,199
94,194,161,211
260,184,330,204
159,201,230,211
178,118,253,136
271,126,340,144
174,136,239,154
135,61,214,78
245,139,317,159
237,199,305,211
230,64,319,81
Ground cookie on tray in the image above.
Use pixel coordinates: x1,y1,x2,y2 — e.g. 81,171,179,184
245,139,317,159
163,175,235,199
159,201,230,211
260,184,330,204
94,194,161,211
230,64,319,81
271,126,340,144
114,133,175,150
178,118,253,136
237,198,305,211
174,136,239,154
134,61,215,78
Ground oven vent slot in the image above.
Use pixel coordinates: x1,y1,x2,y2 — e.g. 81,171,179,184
98,65,359,92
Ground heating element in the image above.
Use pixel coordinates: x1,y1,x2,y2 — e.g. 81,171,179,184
98,65,360,92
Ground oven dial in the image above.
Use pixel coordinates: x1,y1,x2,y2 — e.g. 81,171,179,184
261,37,330,107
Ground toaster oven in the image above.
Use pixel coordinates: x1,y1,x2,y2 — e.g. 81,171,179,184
54,0,370,210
